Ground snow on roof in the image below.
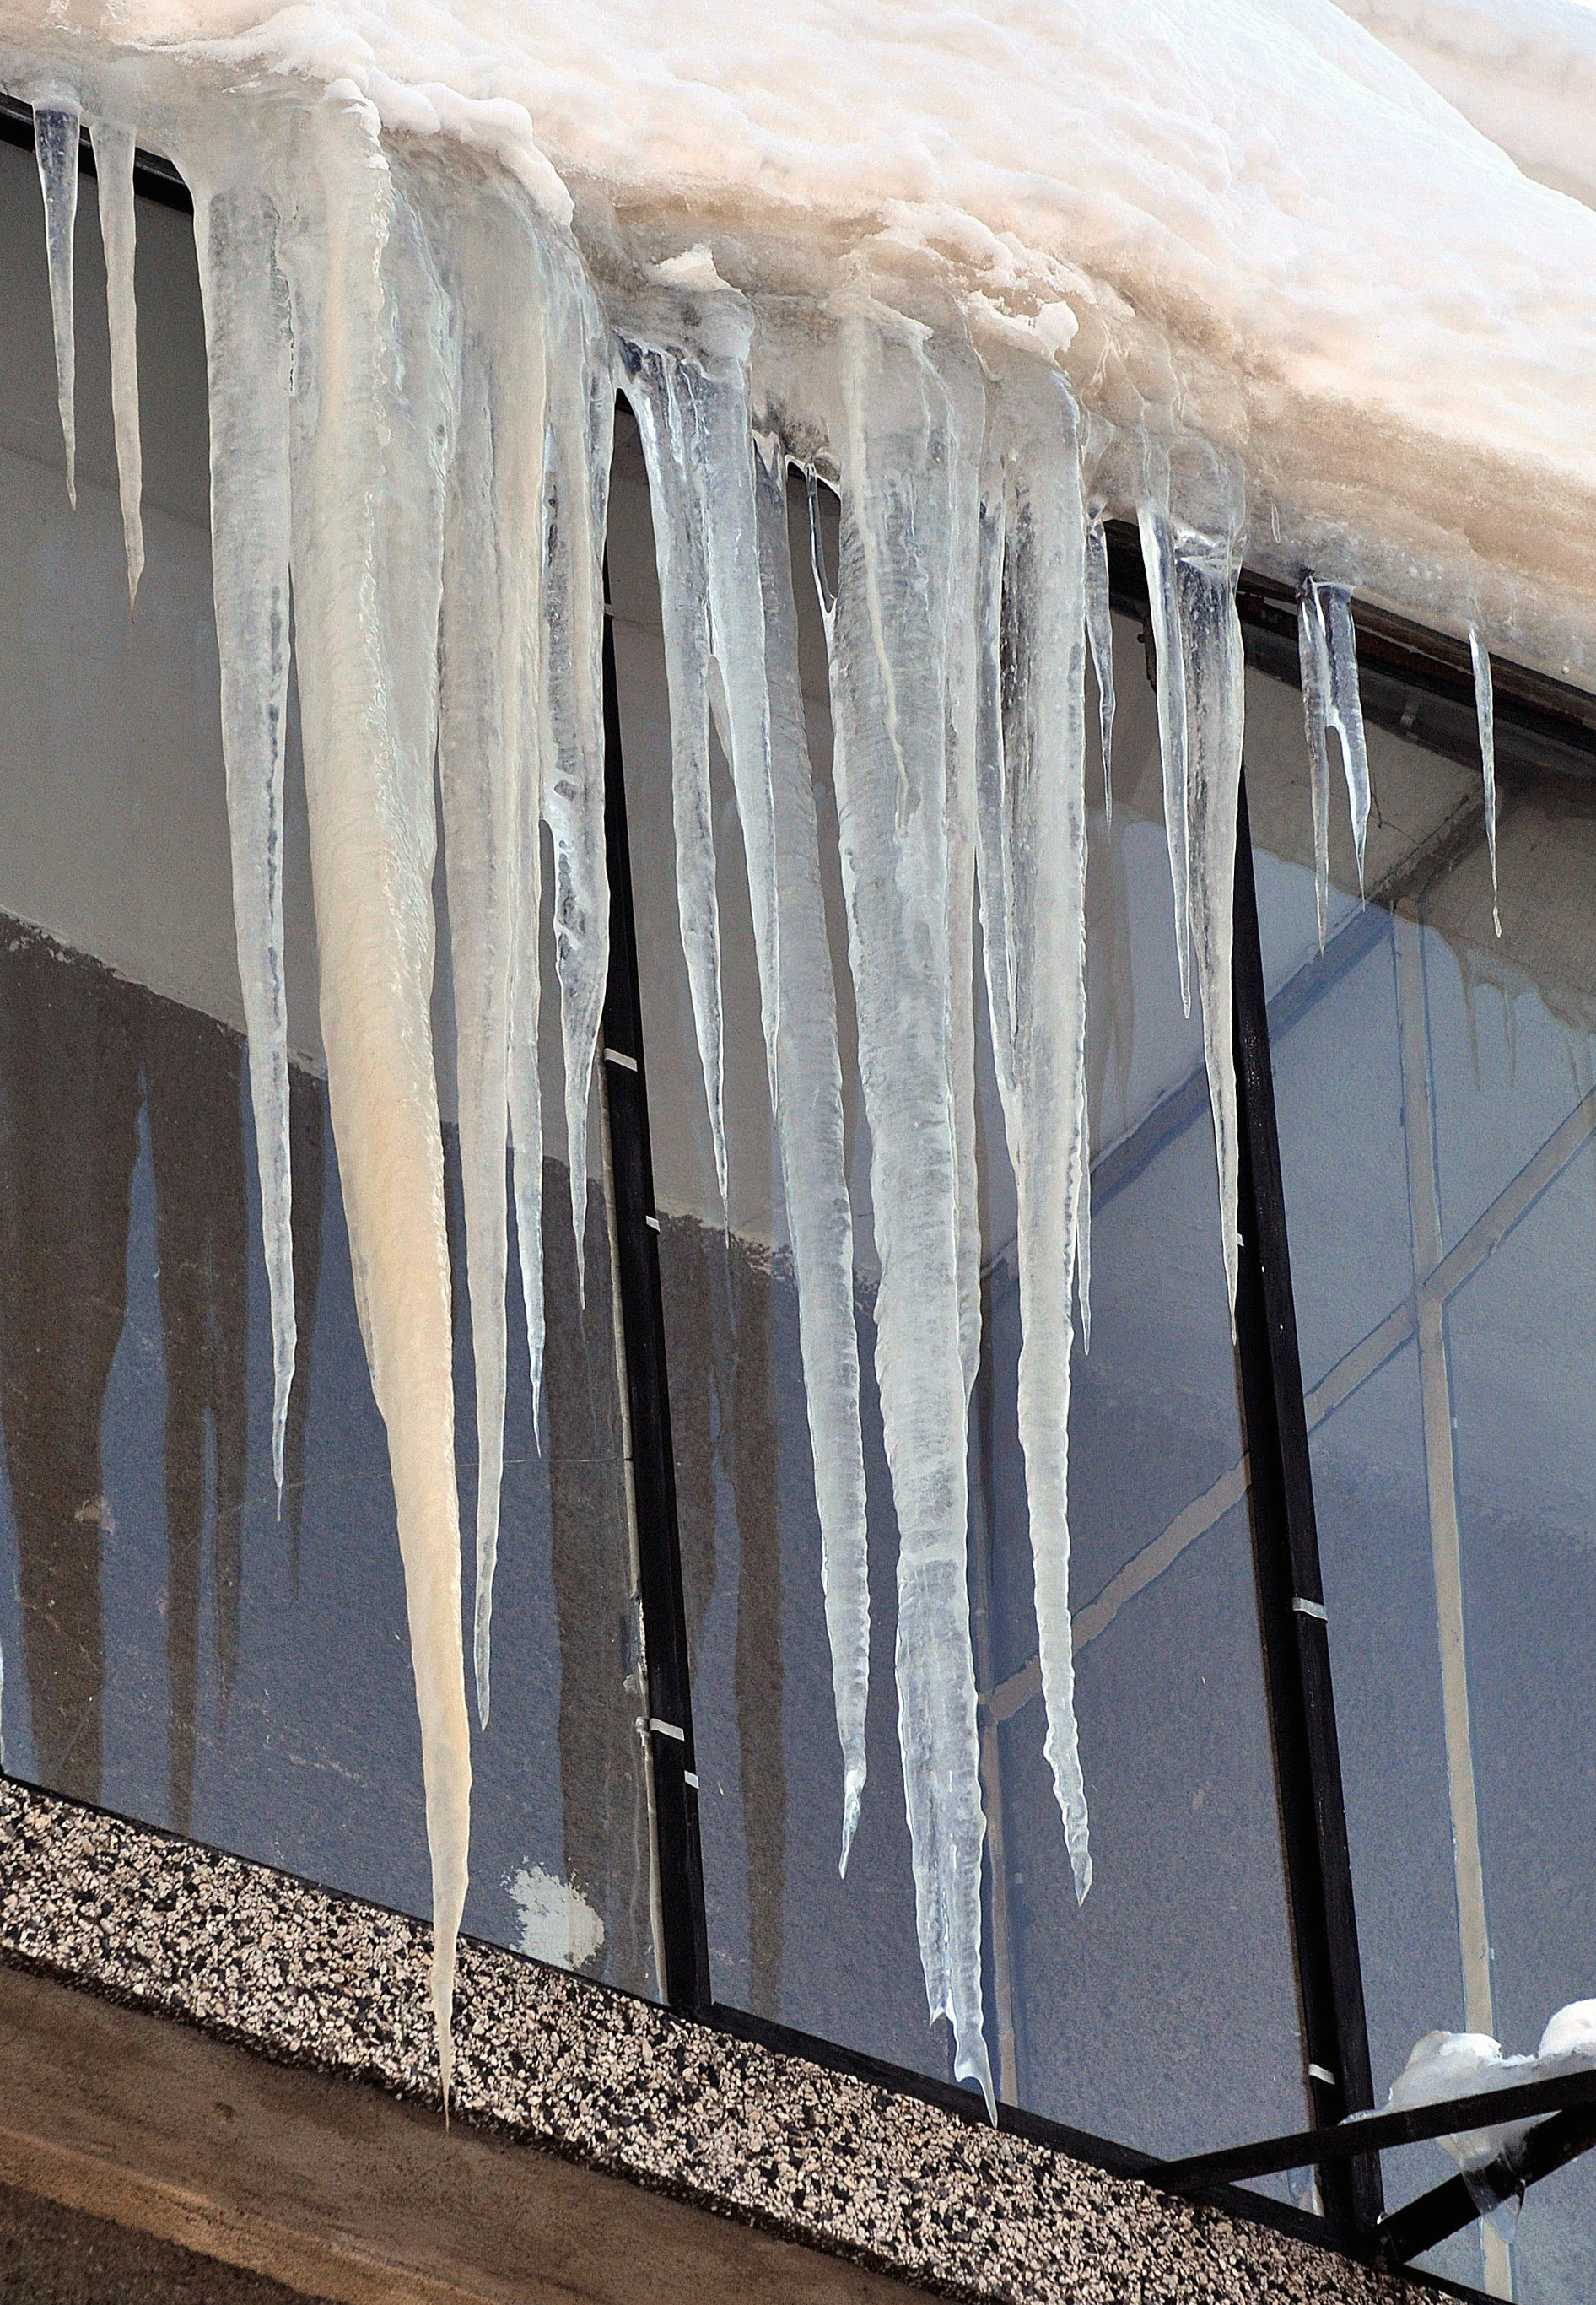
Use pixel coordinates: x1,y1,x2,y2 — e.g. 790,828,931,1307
4,0,1596,678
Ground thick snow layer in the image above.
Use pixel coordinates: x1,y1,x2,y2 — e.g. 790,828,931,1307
1341,0,1596,210
6,0,1596,676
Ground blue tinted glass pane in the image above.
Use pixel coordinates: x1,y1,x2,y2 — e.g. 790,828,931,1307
1250,651,1596,2302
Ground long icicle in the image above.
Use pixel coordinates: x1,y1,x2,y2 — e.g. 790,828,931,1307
822,296,993,2115
1469,625,1502,938
1177,473,1248,1318
89,118,144,608
617,331,729,1207
188,166,297,1512
753,434,871,1871
278,94,469,2099
433,182,551,1726
975,359,1092,1905
538,250,612,1296
34,96,80,507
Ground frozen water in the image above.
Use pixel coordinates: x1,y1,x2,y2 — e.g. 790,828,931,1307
1083,509,1115,830
809,294,992,2114
751,427,871,1869
976,357,1092,1905
1138,457,1192,1018
1297,579,1334,948
89,118,143,607
186,161,298,1512
1175,456,1247,1315
33,98,79,507
1470,624,1502,938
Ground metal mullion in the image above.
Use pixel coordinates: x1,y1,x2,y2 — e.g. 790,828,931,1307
599,568,712,2017
1231,772,1383,2236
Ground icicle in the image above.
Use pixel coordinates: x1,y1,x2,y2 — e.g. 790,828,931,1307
974,358,1092,1907
1297,578,1333,949
752,437,871,1870
89,119,144,609
1308,577,1372,892
187,165,296,1512
937,338,987,1418
432,181,552,1726
1137,451,1191,1015
34,96,80,508
1175,460,1248,1318
275,95,469,2100
617,322,731,1208
620,277,873,1870
1084,508,1115,828
538,251,613,1295
816,295,993,2115
1469,626,1502,938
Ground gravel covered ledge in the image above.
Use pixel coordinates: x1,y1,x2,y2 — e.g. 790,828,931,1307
0,1777,1428,2305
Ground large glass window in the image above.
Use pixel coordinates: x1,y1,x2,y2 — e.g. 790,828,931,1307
1248,638,1596,2300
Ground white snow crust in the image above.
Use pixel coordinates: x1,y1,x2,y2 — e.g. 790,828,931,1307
3,0,1594,2109
8,0,1596,671
1381,2000,1596,2179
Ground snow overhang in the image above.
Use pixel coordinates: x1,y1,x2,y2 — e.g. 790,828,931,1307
2,0,1596,683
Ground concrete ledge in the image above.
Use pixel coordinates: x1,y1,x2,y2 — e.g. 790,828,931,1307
0,1778,1423,2304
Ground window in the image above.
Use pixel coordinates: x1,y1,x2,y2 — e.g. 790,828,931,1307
2,105,1593,2305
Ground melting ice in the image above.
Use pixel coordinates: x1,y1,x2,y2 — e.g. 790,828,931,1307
5,58,1387,2106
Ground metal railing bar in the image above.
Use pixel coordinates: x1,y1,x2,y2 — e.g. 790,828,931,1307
1161,2065,1596,2193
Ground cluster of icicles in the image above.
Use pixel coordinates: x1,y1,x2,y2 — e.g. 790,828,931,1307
14,75,1506,2113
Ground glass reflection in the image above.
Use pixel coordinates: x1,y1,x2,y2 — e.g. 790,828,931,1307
614,416,1309,2162
1250,640,1596,2302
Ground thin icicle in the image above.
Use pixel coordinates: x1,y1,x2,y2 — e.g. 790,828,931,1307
1470,625,1502,938
34,97,80,508
432,182,552,1726
1084,508,1115,827
538,251,613,1296
753,438,871,1870
1297,578,1333,948
89,119,144,608
1310,577,1372,892
818,295,993,2115
617,325,731,1208
936,337,986,1418
975,358,1092,1907
1176,472,1248,1318
276,95,469,2101
188,166,296,1511
1137,453,1191,1015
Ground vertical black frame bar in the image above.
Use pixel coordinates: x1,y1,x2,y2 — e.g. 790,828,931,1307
1232,770,1382,2236
599,577,712,2016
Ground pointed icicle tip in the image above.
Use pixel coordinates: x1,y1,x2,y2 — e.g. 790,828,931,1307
838,1767,864,1879
1469,624,1502,940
